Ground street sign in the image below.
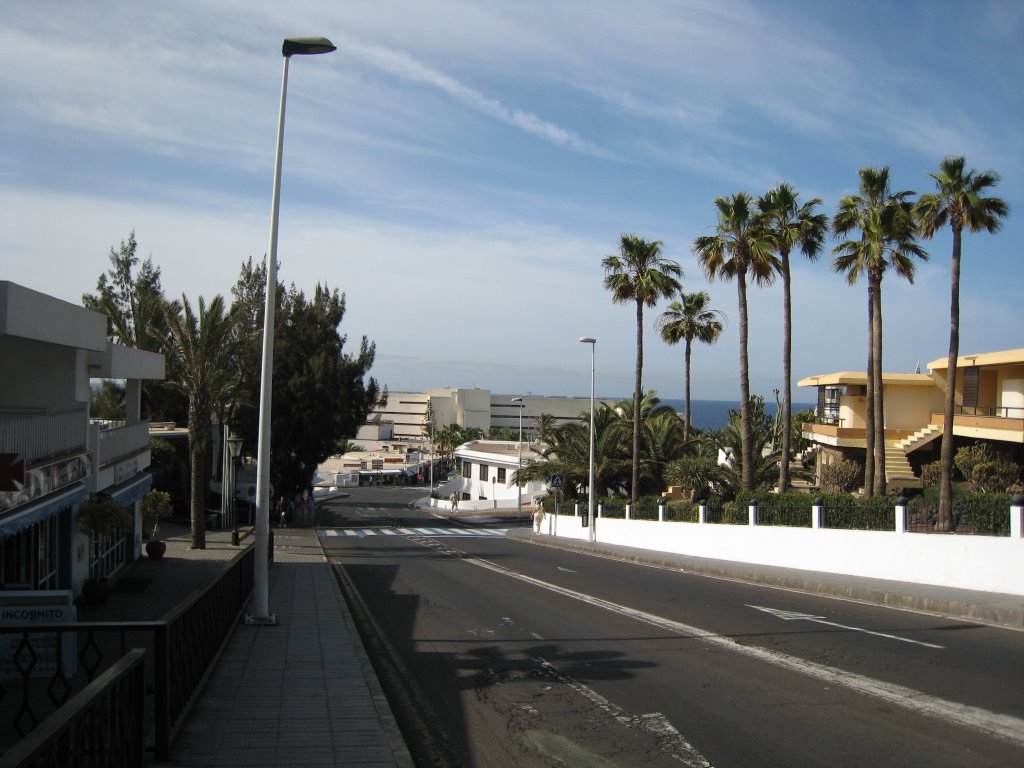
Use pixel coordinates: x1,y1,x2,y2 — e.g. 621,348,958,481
0,454,25,493
549,474,565,488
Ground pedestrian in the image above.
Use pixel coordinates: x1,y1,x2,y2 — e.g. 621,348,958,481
278,495,287,528
533,498,545,534
450,491,459,515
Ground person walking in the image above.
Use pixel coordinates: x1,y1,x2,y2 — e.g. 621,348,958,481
533,498,545,534
450,491,459,515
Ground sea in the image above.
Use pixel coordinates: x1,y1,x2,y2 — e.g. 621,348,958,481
656,398,816,432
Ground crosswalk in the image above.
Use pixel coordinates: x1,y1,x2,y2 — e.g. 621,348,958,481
318,526,511,538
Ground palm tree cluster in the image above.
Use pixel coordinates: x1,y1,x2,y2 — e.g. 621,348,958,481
603,156,1006,511
84,248,380,548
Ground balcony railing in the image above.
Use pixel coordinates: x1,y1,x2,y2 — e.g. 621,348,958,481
956,405,1024,419
0,405,88,465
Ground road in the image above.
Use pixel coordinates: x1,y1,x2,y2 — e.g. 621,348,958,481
318,487,1024,767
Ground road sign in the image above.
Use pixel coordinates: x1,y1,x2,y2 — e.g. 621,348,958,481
0,453,25,493
549,474,565,488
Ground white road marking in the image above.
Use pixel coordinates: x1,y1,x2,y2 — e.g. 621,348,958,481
535,658,712,767
426,542,1024,748
557,566,578,573
747,604,946,649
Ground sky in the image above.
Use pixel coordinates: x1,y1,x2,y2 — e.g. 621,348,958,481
2,1,1022,403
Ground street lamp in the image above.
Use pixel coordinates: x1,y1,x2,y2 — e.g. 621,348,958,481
579,337,596,541
227,431,243,545
249,36,336,626
511,397,524,513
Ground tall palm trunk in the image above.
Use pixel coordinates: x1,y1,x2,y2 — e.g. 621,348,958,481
871,270,886,495
863,286,875,496
737,267,753,491
779,252,792,492
938,226,962,529
683,337,693,444
188,394,209,549
632,300,643,503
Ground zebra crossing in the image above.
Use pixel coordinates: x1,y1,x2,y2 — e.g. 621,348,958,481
318,526,511,538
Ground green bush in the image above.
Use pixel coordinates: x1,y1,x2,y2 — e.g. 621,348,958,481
971,461,1020,493
954,443,995,483
664,500,698,522
821,459,862,493
919,461,942,489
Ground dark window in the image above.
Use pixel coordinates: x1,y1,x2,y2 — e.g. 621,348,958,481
479,463,488,480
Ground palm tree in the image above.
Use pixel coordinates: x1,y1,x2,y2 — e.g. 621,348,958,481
832,167,927,496
758,183,827,492
162,294,237,549
915,156,1008,528
693,194,777,491
656,291,726,443
531,413,558,445
603,234,683,503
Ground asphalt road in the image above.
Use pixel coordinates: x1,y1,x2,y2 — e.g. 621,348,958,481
318,487,1024,767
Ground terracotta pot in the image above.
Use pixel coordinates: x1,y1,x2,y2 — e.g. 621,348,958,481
146,539,167,560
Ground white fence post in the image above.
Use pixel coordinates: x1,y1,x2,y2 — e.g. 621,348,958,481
574,502,579,517
625,503,631,520
598,503,603,519
894,496,908,535
812,497,823,530
1011,494,1024,539
748,498,758,526
658,502,665,522
699,500,707,524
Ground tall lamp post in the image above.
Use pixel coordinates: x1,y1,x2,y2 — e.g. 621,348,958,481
579,338,596,542
511,397,524,512
249,36,336,626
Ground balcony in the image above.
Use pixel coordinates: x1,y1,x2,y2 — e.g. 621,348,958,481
89,420,152,493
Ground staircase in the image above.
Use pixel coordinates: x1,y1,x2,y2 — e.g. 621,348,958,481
883,441,921,490
896,424,942,453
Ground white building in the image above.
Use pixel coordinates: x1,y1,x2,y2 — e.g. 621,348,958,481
364,387,609,440
0,282,164,597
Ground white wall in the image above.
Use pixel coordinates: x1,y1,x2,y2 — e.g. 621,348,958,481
544,510,1024,596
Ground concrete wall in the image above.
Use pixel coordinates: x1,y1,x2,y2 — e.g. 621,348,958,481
545,508,1024,596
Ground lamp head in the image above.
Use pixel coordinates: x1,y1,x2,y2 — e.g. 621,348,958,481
578,336,596,344
282,37,337,57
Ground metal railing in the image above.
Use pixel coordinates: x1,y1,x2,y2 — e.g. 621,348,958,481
0,650,146,768
956,405,1024,419
0,548,254,762
0,406,88,464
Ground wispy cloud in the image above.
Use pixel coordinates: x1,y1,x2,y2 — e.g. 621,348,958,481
341,38,616,160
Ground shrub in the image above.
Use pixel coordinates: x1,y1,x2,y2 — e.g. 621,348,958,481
970,461,1020,494
820,459,862,493
141,489,173,538
77,496,132,536
919,461,942,489
954,443,995,483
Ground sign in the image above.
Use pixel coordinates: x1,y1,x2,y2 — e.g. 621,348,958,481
0,453,25,493
0,591,77,679
549,474,565,488
371,459,384,470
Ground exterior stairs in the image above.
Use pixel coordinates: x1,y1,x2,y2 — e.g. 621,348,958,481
883,440,922,490
896,424,942,453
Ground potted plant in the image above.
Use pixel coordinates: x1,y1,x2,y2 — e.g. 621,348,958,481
141,489,173,559
77,496,132,605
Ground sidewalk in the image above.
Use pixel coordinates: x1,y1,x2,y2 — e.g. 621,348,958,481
506,528,1024,631
83,521,412,767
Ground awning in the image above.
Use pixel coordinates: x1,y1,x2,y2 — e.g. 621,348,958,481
0,483,86,540
101,473,152,507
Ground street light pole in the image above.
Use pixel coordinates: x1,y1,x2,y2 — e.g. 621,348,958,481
511,397,524,513
249,36,336,625
579,338,596,542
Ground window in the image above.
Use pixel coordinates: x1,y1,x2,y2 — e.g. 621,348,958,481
497,467,507,483
462,460,470,476
479,463,488,480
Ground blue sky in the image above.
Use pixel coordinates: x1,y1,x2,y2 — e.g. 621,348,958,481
2,0,1021,402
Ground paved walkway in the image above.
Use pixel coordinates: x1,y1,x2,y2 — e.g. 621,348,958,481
83,521,413,767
